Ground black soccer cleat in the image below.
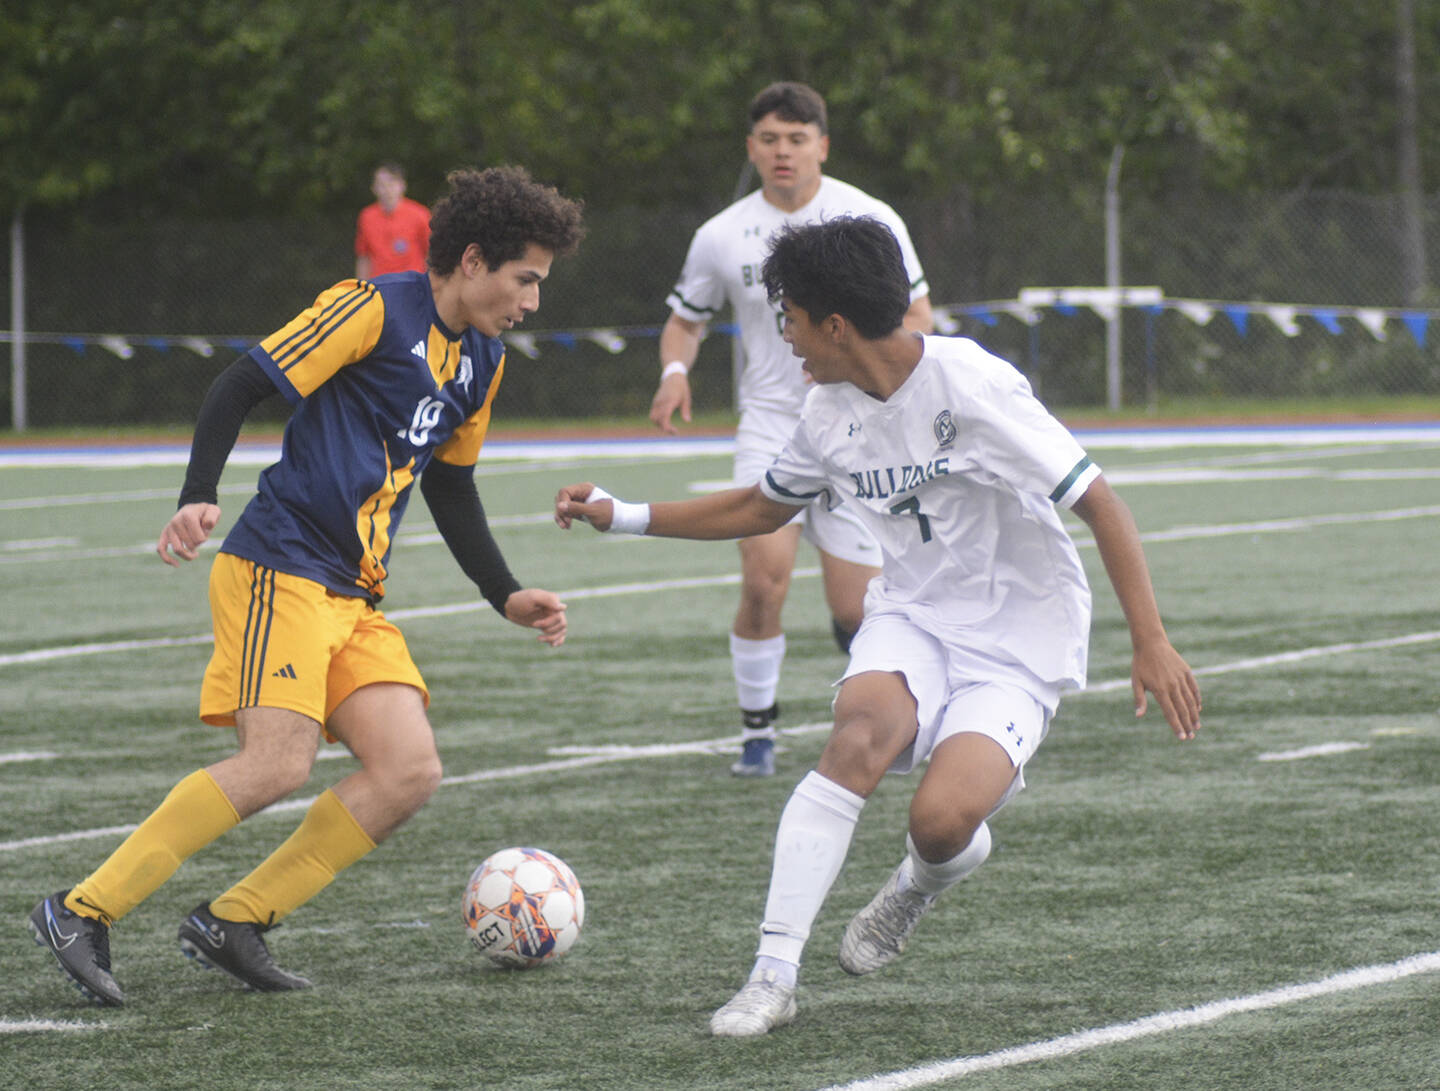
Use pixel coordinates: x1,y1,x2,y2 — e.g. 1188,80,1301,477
28,890,125,1007
178,903,313,992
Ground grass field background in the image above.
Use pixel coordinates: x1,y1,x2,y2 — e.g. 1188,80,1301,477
3,426,1440,1089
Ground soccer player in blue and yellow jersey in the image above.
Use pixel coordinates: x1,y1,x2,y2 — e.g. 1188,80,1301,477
29,166,586,1007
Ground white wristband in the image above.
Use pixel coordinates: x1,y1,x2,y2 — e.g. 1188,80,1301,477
583,484,649,535
608,498,651,536
661,360,689,380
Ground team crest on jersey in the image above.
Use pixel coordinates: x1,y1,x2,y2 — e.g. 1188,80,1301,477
458,354,473,390
933,409,957,448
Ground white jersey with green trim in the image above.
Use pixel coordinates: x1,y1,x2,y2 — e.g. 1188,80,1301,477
759,335,1100,696
666,176,929,417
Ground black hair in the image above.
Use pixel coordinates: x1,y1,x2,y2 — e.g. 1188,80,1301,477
428,166,586,274
761,216,909,340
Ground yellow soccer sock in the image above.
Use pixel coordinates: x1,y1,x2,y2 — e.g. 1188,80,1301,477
209,789,377,926
66,768,241,925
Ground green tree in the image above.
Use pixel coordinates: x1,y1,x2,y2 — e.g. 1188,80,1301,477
2,0,1437,217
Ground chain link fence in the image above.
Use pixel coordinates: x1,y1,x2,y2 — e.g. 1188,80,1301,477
4,188,1439,430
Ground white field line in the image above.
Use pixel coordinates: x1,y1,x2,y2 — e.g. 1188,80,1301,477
5,451,1440,560
1078,629,1440,695
0,1017,107,1034
7,502,1440,668
814,951,1440,1091
4,620,1433,854
0,571,756,667
0,438,739,470
2,423,1438,474
0,483,255,512
0,514,551,566
0,452,691,513
0,725,835,854
0,750,60,764
1257,741,1371,762
0,443,1420,515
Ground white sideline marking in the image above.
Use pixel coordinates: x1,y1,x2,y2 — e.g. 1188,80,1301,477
0,750,60,764
0,634,214,667
2,631,1436,846
0,572,755,666
1257,741,1370,762
0,1017,106,1035
2,424,1437,472
6,502,1440,669
1132,504,1440,543
816,951,1440,1091
0,726,840,853
1077,630,1440,694
1,823,142,853
0,513,549,566
1104,466,1440,485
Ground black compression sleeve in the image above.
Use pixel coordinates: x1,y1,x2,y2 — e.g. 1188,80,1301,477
420,459,523,616
178,355,279,506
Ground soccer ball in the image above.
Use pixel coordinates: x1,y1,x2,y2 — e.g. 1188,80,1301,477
462,847,585,968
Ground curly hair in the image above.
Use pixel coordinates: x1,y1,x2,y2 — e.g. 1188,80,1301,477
428,166,585,274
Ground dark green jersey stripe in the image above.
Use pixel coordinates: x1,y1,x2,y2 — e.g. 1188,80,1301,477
1049,456,1094,503
669,287,720,318
765,471,828,505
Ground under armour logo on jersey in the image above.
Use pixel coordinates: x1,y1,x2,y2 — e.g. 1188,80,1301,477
411,340,427,361
848,422,862,437
743,224,763,237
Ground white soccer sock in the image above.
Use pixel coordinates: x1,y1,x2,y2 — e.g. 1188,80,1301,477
756,771,866,967
730,632,785,721
900,823,992,897
752,954,798,986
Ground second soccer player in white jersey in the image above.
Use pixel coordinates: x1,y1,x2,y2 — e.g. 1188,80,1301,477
557,216,1201,1037
650,81,933,777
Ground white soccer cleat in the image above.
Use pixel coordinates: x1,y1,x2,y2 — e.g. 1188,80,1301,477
709,967,797,1037
838,863,936,975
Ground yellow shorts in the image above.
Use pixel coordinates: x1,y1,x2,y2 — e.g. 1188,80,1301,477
200,552,429,738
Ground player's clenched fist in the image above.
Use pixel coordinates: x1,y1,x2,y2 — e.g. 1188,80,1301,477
157,502,221,566
553,483,614,532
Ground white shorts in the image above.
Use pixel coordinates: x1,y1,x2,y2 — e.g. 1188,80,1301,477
735,407,881,567
839,613,1052,812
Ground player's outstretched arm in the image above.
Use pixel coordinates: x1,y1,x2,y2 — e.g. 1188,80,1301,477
554,482,797,541
1071,475,1201,741
502,588,568,647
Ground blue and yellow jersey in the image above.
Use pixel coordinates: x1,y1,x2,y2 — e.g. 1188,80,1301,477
219,272,505,602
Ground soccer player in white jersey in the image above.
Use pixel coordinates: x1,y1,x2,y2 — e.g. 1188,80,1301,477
556,216,1201,1037
650,81,934,776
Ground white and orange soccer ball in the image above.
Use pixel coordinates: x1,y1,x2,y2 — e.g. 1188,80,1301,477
462,847,585,968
